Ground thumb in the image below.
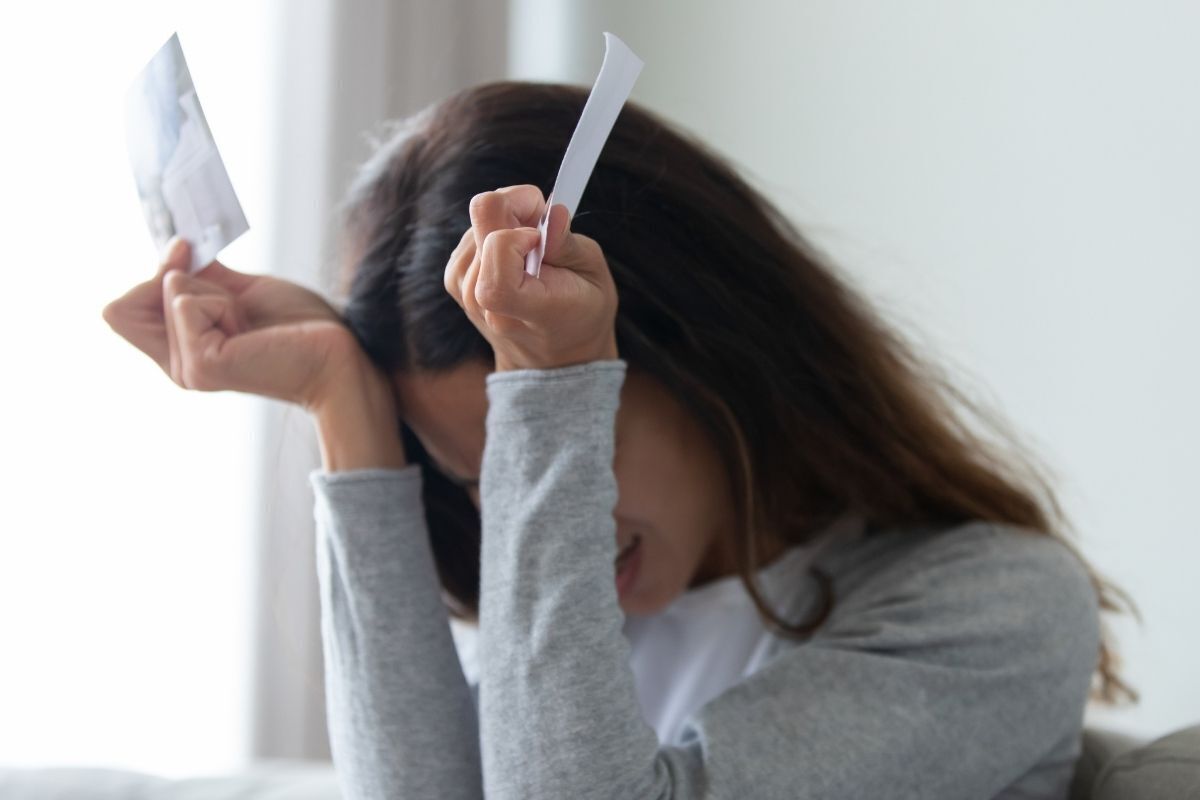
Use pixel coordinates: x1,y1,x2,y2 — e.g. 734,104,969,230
157,236,192,278
541,204,590,269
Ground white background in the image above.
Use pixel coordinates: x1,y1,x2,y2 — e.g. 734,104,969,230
0,1,272,776
512,0,1199,739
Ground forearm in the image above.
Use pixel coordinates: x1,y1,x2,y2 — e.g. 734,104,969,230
477,361,682,799
312,468,482,800
310,362,407,473
470,359,1099,799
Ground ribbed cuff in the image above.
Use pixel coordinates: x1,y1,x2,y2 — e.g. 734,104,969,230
485,359,626,425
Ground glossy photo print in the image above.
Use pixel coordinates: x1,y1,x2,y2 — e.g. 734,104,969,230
124,32,247,271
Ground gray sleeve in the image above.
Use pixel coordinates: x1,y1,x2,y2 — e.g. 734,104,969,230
311,468,482,800
476,360,1100,800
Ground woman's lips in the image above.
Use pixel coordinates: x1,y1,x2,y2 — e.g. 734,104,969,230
615,534,640,563
615,534,642,599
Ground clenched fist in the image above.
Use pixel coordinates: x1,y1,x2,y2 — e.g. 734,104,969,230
443,184,619,372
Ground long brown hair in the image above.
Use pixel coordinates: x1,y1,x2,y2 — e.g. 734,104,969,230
338,81,1134,704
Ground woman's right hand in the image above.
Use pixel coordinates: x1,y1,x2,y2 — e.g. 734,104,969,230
103,238,406,470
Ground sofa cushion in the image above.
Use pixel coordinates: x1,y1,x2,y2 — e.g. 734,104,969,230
1071,727,1144,798
1092,724,1200,800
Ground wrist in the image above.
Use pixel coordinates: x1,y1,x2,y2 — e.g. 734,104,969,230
493,332,618,372
308,361,407,472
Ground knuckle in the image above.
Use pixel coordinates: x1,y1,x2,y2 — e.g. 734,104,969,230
474,270,505,311
507,184,543,206
469,190,499,220
482,228,517,257
163,270,187,294
580,236,603,259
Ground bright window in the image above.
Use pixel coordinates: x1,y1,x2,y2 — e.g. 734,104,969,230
0,1,272,777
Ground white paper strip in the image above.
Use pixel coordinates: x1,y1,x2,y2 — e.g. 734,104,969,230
525,32,644,277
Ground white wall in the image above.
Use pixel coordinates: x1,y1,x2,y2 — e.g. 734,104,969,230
510,0,1200,739
249,0,508,760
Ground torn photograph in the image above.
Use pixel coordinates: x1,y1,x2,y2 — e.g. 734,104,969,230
124,32,248,271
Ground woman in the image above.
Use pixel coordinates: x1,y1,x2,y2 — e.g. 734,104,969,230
104,81,1131,799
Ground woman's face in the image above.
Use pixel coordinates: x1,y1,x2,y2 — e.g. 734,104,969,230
394,361,740,616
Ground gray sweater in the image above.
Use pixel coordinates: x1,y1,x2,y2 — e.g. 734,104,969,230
310,360,1099,799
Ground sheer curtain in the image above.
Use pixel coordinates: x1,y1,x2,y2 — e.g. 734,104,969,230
0,0,505,776
0,0,271,778
248,0,507,760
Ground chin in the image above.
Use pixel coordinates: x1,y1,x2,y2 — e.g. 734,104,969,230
616,571,683,617
618,595,655,616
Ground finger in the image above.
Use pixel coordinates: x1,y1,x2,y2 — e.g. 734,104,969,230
468,185,546,251
541,204,576,263
104,237,191,326
103,276,170,369
174,298,320,399
460,248,483,320
162,272,187,384
443,227,475,309
156,236,192,278
475,227,546,321
162,270,237,386
541,204,604,278
172,292,237,391
102,238,192,372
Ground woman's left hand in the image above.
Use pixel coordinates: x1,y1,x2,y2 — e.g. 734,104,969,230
444,184,618,372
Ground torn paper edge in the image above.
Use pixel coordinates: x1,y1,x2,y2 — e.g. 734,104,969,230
525,32,644,278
